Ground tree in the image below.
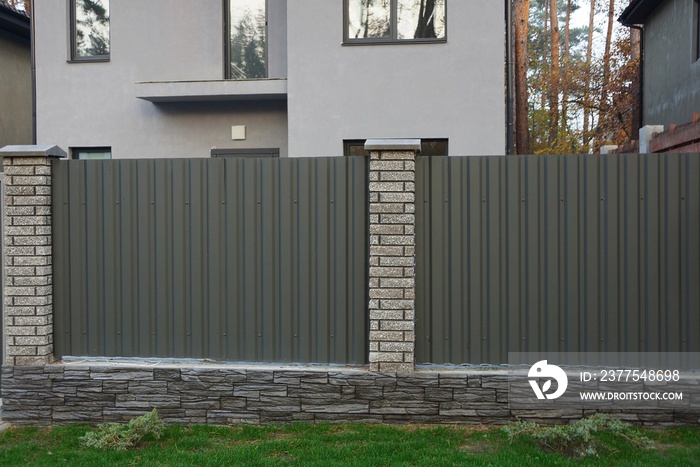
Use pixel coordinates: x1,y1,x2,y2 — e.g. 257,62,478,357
582,0,596,148
547,0,561,145
514,0,531,154
414,0,437,38
595,29,640,146
230,10,266,79
519,0,637,154
595,0,616,150
561,0,571,134
75,0,110,57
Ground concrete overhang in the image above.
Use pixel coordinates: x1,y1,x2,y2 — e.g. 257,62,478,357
135,78,287,103
364,139,422,152
619,0,664,25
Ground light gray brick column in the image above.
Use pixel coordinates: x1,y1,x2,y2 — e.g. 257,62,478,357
1,145,66,365
365,139,419,373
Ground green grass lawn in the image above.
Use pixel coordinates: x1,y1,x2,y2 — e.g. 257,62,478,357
0,421,698,466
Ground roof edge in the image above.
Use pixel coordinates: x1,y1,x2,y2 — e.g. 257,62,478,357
0,2,30,39
619,0,664,25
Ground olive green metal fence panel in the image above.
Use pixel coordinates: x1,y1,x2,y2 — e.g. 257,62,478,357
416,154,700,364
52,157,368,364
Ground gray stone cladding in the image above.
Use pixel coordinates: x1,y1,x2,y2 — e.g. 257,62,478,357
2,365,698,426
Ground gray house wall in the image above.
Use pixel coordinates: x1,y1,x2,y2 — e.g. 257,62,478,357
0,25,32,148
35,0,289,159
642,0,700,127
34,0,505,158
287,1,505,157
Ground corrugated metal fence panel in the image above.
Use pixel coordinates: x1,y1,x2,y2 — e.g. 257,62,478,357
416,154,700,364
52,157,368,364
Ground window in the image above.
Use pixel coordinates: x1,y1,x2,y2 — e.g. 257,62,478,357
71,0,110,61
345,0,446,43
211,148,279,158
72,147,111,160
344,139,448,156
226,0,267,79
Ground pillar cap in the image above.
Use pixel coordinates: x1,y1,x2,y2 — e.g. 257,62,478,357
364,139,421,152
0,145,67,159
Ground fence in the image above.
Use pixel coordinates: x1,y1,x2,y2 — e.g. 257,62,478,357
2,147,699,368
2,145,700,427
51,157,368,364
416,154,700,364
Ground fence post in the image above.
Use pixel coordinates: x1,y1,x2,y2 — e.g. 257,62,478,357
365,139,419,373
0,145,66,365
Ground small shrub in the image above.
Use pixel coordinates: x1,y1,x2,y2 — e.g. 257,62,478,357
80,408,165,451
503,414,652,458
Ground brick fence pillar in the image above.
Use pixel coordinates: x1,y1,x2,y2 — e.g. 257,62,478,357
1,145,66,365
365,139,419,373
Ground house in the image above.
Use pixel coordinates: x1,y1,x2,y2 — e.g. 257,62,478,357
0,0,32,148
619,0,700,129
33,0,506,159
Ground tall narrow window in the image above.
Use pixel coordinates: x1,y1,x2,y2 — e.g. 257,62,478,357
227,0,267,79
345,0,446,43
71,0,110,60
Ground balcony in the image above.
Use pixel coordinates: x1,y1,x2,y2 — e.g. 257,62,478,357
135,79,287,103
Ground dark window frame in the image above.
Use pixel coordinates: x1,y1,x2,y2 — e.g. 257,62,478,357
224,0,269,79
343,139,448,156
211,148,279,158
343,0,447,45
69,0,110,62
71,147,112,160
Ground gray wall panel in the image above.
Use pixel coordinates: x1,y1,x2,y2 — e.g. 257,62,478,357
416,154,700,364
53,157,368,364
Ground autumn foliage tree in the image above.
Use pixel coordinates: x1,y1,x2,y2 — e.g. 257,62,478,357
513,0,640,154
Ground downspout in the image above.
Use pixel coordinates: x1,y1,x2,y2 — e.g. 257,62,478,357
30,0,36,144
505,0,515,155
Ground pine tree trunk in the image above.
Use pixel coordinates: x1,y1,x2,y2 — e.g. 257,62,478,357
514,0,531,154
548,0,560,146
583,0,596,149
597,0,615,149
561,0,571,141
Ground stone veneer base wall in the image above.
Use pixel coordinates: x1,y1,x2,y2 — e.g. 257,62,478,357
2,364,698,426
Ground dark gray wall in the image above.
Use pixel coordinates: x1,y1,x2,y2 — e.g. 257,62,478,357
0,28,32,147
643,0,700,127
52,157,368,364
416,154,700,364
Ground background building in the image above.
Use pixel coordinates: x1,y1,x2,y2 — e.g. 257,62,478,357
620,0,700,128
0,0,31,148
